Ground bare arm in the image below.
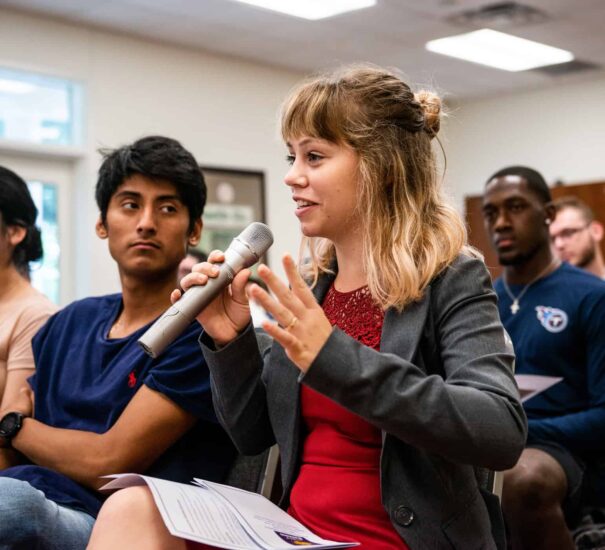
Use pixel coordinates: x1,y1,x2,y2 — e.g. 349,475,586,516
10,385,196,490
0,368,34,411
0,384,34,468
1,298,55,411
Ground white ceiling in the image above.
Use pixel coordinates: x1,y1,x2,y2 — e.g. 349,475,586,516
2,0,605,100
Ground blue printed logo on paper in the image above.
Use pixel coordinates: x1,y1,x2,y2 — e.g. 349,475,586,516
274,531,315,545
535,306,568,333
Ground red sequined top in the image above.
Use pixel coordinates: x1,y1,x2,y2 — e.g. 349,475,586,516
288,284,409,549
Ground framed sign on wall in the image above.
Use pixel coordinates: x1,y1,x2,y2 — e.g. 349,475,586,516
197,166,267,264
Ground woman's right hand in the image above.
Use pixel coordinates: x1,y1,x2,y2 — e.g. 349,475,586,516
171,250,252,346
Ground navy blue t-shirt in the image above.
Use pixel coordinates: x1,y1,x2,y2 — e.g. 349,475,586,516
494,263,605,457
0,294,236,517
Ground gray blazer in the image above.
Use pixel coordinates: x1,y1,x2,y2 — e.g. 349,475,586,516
202,254,527,549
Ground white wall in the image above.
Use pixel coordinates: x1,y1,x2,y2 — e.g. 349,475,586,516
4,8,605,302
0,8,303,302
443,77,605,209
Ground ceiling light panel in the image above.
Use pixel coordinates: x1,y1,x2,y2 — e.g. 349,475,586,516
426,28,574,72
232,0,376,20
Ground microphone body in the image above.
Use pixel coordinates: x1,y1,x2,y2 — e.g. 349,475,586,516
138,222,273,358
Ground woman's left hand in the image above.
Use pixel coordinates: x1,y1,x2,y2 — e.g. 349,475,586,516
248,254,333,374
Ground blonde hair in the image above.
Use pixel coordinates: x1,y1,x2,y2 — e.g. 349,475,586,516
281,65,469,311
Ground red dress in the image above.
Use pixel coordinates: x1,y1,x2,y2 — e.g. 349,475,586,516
288,284,409,549
187,285,409,550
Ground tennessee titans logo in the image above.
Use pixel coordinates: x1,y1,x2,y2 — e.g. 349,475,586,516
535,306,568,333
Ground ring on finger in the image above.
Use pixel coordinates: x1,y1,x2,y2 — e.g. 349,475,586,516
284,316,298,331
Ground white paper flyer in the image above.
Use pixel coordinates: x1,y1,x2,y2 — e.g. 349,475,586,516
100,474,358,550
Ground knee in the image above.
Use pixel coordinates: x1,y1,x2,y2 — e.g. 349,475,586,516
96,486,156,528
503,464,563,512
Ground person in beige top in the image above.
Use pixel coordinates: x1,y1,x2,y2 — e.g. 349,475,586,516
0,166,56,410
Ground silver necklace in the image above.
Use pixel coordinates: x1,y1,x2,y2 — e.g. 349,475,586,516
502,259,559,314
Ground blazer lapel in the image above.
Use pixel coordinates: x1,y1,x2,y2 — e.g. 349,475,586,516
311,270,336,304
380,286,431,363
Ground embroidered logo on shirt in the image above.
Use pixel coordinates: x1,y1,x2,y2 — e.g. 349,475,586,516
535,306,568,333
127,371,137,388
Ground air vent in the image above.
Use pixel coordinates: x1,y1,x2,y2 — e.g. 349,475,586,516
448,2,548,27
531,60,602,77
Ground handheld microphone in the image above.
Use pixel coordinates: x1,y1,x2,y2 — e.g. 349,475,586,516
138,222,274,358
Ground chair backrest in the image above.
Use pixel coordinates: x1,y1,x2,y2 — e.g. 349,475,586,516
480,341,513,501
475,467,504,500
491,471,504,500
224,444,279,500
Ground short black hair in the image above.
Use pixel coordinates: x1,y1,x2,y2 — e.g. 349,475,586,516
95,136,206,231
186,248,208,262
0,166,43,274
486,165,552,204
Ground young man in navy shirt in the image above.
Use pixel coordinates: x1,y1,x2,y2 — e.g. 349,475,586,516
0,136,236,549
482,166,605,550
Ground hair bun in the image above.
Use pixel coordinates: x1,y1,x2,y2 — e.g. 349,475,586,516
414,91,441,136
24,225,43,263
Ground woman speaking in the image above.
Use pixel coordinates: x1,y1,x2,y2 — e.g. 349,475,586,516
89,65,526,550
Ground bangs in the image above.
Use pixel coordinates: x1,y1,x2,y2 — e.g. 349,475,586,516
281,80,347,144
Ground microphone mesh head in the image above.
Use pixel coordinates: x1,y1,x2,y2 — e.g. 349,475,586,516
238,222,274,258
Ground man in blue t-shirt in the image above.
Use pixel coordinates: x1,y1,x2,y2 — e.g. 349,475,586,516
0,136,236,549
482,165,605,550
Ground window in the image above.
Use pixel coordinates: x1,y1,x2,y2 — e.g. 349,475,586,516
0,154,73,306
0,67,83,305
0,67,82,146
27,181,61,304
